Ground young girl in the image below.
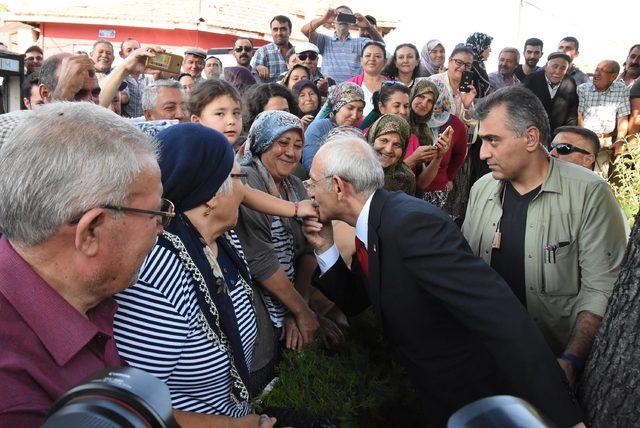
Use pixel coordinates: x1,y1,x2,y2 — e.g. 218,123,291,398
189,79,317,219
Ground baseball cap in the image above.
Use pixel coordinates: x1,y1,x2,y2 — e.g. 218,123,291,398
295,42,319,55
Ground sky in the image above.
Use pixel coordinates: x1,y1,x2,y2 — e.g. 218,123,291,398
374,0,640,73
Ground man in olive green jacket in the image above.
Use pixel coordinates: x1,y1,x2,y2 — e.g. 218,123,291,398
462,87,627,385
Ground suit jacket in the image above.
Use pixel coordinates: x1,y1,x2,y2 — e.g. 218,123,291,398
523,69,578,137
314,190,582,427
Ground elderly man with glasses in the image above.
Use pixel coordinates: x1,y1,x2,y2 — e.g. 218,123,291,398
0,103,273,428
0,102,165,424
577,60,631,176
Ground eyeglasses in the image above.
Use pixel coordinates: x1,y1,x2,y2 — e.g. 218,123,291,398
551,143,591,156
452,58,473,70
25,55,43,62
230,173,248,179
298,52,318,61
69,198,176,228
303,174,350,191
234,46,253,53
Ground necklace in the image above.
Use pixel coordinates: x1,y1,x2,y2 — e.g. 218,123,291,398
162,231,252,408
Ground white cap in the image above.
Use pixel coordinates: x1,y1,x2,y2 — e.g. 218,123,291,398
295,42,319,54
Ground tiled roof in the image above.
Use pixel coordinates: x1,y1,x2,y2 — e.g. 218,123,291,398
3,0,399,41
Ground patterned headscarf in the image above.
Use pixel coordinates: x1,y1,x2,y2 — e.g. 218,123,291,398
465,32,493,98
328,82,365,117
367,114,415,195
240,110,304,164
239,110,304,199
420,40,445,76
409,79,440,147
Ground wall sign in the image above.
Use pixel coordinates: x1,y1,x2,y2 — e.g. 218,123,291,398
98,29,116,39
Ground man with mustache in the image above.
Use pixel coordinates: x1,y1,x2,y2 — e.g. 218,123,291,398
514,38,543,82
90,39,115,80
301,5,384,83
619,44,640,87
523,52,578,137
231,38,255,70
577,60,630,175
489,47,521,92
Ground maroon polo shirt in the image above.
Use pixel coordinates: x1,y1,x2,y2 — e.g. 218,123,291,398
0,237,124,426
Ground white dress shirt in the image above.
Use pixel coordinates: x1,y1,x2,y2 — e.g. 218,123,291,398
316,193,375,275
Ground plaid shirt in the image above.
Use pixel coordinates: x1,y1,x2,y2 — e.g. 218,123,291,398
313,33,366,83
578,81,630,134
122,74,151,118
251,42,291,82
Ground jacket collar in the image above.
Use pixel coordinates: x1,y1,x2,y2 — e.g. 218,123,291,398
488,156,561,203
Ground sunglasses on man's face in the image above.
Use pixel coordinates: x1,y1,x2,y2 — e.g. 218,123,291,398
234,46,252,53
298,52,318,61
551,143,591,156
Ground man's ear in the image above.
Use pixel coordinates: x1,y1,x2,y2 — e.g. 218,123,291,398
143,109,153,121
333,176,350,201
38,83,51,103
525,126,542,152
191,114,201,123
74,209,107,257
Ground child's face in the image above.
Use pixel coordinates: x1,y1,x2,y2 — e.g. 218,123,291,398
192,94,243,145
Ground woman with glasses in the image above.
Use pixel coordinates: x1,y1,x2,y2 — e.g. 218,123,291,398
113,123,316,420
236,111,344,358
346,40,391,117
382,43,422,88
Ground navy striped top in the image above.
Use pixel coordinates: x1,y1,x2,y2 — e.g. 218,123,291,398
113,230,256,416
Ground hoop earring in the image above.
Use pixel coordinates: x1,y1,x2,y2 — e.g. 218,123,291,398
203,202,215,216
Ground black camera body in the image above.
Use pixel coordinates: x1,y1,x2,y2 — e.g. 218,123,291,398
44,367,178,428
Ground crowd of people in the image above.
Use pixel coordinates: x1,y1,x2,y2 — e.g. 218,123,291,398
1,4,639,427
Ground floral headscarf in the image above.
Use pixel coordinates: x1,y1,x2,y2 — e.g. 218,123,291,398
465,32,493,98
367,114,415,195
420,40,445,76
409,79,440,147
239,110,305,200
328,82,365,117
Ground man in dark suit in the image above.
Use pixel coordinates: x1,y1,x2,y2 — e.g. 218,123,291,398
302,138,583,428
523,52,578,139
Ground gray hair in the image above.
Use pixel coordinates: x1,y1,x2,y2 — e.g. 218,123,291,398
475,86,551,146
39,53,71,94
142,79,184,111
319,126,365,148
92,39,114,52
500,47,520,63
319,137,384,197
0,102,159,246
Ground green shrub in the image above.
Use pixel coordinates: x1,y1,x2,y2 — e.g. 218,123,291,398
254,311,424,427
609,135,640,227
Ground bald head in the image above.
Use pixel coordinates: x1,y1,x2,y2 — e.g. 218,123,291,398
593,60,620,91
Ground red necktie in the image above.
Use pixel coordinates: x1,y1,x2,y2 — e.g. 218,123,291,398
355,237,369,279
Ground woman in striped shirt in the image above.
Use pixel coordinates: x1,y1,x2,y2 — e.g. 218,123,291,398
113,123,312,422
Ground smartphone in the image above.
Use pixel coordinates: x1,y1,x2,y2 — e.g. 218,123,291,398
146,53,183,75
459,71,474,93
337,12,357,24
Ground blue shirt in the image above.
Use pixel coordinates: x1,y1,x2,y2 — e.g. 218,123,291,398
302,118,335,172
251,42,291,82
313,33,366,83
